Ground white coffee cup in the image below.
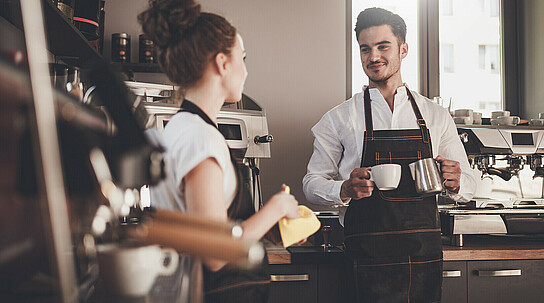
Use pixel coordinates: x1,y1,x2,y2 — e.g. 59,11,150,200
472,112,482,125
453,116,473,125
491,110,510,119
539,113,544,119
530,119,544,126
97,244,179,297
496,115,520,126
369,163,401,191
454,109,473,117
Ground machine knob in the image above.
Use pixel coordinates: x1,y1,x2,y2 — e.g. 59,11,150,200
254,135,274,144
459,132,469,143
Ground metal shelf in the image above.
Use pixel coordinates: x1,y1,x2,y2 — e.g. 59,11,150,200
42,0,102,66
0,0,102,66
111,62,162,73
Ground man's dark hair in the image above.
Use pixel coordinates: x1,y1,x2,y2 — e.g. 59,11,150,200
354,7,406,44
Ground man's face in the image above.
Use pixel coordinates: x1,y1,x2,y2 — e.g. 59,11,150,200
358,24,408,84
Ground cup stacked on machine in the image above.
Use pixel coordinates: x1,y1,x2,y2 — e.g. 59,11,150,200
453,109,474,125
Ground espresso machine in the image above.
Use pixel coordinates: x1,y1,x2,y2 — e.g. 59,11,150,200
440,124,544,246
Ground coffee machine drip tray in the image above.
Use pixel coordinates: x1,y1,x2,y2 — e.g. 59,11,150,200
441,198,544,211
439,199,544,246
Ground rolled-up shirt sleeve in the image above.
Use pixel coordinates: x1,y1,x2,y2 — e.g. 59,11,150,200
437,112,477,202
303,113,349,207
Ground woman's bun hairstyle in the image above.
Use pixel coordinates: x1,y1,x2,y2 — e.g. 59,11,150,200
138,0,201,48
138,0,236,90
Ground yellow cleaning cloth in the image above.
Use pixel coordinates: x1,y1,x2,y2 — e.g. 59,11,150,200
278,196,321,247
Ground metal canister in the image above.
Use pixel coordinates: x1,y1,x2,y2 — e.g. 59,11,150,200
111,33,130,63
56,0,75,21
139,34,155,63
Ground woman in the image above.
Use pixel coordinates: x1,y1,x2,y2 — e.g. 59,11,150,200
138,0,300,302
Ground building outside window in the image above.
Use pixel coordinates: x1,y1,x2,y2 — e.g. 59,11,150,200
439,0,502,116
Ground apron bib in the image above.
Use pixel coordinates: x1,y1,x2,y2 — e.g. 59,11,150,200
343,88,442,303
179,100,270,303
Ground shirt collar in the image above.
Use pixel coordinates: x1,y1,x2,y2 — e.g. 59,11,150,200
179,99,217,129
362,84,409,105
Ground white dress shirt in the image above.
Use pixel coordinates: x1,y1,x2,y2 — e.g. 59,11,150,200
303,86,476,225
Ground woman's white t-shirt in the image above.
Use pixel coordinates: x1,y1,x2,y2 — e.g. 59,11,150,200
150,112,237,212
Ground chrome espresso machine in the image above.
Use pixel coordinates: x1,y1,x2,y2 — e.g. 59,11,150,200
440,124,544,246
128,81,274,211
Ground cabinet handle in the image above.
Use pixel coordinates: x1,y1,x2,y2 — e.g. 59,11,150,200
442,270,461,278
270,274,310,282
477,269,522,277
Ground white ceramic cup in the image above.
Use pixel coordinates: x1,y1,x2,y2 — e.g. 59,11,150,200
530,119,544,126
369,163,402,191
454,109,473,117
453,116,473,125
496,115,520,126
491,110,510,119
97,244,179,297
472,112,483,125
539,113,544,119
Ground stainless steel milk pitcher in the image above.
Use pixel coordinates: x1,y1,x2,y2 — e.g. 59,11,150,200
409,158,444,196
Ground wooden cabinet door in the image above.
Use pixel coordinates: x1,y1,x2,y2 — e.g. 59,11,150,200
318,263,348,303
442,261,467,303
268,264,318,303
467,260,544,303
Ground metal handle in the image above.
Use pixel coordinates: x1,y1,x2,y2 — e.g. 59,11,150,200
254,135,274,144
270,274,309,282
477,269,522,277
442,270,462,278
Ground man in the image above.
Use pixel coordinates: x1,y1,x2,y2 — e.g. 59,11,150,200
303,7,476,303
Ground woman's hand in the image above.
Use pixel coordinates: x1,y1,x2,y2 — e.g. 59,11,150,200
268,187,300,219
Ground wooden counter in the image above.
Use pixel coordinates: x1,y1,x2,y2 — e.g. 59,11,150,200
442,235,544,261
267,235,544,264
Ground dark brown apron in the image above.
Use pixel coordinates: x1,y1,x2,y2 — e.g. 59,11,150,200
343,88,443,303
179,100,270,303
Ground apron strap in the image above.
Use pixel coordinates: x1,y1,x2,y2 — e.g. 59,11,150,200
178,100,253,220
363,86,430,144
405,88,430,144
363,87,374,139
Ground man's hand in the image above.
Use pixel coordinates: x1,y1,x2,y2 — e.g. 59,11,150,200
340,167,374,201
436,156,461,194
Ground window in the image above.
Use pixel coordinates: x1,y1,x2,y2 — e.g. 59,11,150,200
350,0,419,96
441,44,454,73
349,0,504,117
490,0,499,17
440,0,453,16
479,45,499,72
439,0,502,116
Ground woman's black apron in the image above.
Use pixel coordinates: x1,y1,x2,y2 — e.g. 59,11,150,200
179,100,270,303
343,88,443,303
